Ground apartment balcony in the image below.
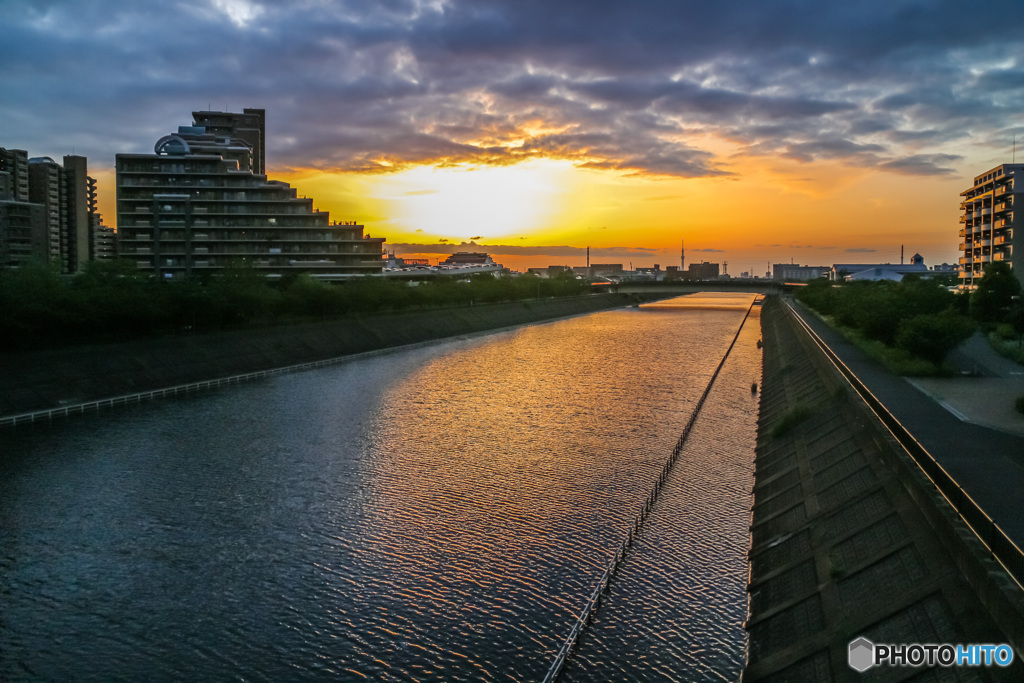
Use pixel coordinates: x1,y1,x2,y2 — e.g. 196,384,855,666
959,229,966,237
960,215,968,223
994,252,1007,261
976,239,992,247
958,242,968,251
959,256,973,265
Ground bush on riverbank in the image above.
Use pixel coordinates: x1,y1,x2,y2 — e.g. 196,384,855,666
795,276,974,374
0,260,590,351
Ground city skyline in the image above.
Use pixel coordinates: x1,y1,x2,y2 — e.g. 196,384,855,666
3,0,1023,271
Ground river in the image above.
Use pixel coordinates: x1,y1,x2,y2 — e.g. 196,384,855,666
0,293,761,682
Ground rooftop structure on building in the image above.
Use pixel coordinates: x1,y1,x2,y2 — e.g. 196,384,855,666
440,252,497,266
192,109,265,176
959,163,1022,290
115,110,384,279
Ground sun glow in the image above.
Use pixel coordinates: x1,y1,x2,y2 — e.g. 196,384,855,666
369,159,575,241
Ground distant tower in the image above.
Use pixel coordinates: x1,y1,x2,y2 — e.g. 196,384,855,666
723,261,728,276
587,246,590,268
681,239,685,271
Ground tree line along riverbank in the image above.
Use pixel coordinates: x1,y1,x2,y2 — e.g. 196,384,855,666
0,259,594,353
795,263,1024,375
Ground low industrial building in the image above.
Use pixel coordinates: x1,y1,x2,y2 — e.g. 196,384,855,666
687,261,720,280
772,264,828,282
830,254,929,282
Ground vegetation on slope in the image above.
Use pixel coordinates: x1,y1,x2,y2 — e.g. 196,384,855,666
795,274,975,375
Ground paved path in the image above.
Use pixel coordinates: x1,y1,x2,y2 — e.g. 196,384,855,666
788,299,1024,548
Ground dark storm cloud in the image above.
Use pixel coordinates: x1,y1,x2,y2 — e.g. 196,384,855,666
2,0,1023,178
877,154,961,176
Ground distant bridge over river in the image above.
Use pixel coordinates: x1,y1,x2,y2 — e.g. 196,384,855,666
607,279,789,296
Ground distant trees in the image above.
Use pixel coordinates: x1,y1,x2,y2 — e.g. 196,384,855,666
0,260,591,351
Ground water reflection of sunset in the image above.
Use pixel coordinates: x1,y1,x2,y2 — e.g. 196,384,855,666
349,299,756,669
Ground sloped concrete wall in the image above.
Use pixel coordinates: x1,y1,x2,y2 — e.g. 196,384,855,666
0,294,641,416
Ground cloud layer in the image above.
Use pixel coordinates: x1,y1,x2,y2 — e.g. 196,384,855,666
2,0,1023,179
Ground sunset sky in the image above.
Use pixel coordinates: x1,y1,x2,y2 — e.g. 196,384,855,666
3,0,1023,272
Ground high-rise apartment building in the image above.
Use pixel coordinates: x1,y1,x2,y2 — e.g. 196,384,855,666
28,157,68,269
0,147,30,202
959,164,1021,289
63,155,94,272
0,162,45,268
116,110,384,278
1,148,111,270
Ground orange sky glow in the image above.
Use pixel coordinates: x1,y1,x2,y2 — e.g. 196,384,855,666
89,137,987,276
271,155,968,275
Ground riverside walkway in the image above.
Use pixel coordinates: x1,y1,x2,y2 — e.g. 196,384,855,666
789,299,1024,548
745,298,1024,681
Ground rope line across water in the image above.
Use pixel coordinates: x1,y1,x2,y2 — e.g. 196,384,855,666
541,297,759,683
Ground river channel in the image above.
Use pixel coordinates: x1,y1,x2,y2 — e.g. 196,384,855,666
0,293,761,682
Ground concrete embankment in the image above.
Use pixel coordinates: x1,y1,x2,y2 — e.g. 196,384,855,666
744,297,1024,681
0,293,647,418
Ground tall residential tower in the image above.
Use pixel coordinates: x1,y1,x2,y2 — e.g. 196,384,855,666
116,110,384,278
959,164,1022,289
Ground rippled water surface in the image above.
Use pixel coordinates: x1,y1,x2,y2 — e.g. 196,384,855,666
1,293,760,681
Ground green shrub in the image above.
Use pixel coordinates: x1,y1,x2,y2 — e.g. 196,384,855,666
769,404,815,438
995,323,1016,340
895,310,975,365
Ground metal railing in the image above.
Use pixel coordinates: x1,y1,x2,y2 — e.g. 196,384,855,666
785,301,1024,590
0,359,344,428
541,297,759,683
